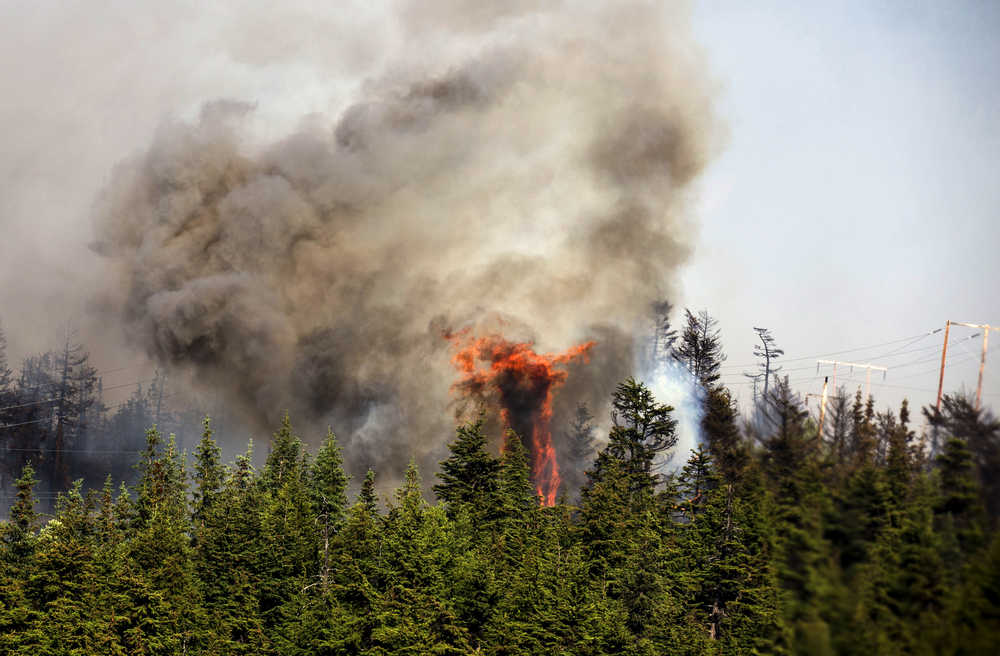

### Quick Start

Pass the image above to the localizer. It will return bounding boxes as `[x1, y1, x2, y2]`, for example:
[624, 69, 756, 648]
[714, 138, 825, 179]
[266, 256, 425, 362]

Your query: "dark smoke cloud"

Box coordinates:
[90, 1, 718, 480]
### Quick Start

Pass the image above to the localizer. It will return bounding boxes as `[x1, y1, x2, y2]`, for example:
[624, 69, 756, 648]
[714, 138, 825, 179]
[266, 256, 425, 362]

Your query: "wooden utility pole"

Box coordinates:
[154, 369, 166, 427]
[816, 359, 888, 399]
[806, 379, 846, 439]
[936, 321, 993, 411]
[978, 326, 990, 411]
[936, 321, 951, 412]
[817, 376, 830, 437]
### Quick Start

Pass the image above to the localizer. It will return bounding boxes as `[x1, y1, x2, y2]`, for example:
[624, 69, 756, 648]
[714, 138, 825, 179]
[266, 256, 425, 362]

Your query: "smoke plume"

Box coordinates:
[89, 1, 717, 481]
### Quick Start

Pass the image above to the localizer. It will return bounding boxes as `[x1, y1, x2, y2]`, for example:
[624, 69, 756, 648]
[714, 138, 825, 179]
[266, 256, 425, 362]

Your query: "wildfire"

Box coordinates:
[446, 331, 595, 506]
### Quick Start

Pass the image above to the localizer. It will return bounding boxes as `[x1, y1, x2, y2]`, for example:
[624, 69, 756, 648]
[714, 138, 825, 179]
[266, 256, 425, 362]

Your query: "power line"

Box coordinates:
[0, 393, 177, 431]
[0, 397, 58, 412]
[719, 332, 982, 380]
[888, 352, 979, 381]
[816, 359, 887, 399]
[1, 446, 144, 454]
[0, 377, 159, 413]
[719, 329, 940, 370]
[0, 417, 50, 429]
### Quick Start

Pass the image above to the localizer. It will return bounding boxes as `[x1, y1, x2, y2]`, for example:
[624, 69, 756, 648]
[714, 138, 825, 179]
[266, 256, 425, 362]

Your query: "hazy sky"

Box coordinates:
[687, 1, 1000, 416]
[1, 1, 998, 427]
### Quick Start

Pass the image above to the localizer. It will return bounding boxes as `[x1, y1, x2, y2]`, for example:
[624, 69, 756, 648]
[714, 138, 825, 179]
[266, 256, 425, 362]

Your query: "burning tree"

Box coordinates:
[447, 332, 594, 506]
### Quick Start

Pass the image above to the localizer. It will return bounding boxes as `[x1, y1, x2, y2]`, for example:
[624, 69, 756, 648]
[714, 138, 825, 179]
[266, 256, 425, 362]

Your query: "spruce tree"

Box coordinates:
[260, 433, 318, 628]
[192, 416, 224, 529]
[127, 430, 204, 652]
[195, 441, 272, 654]
[761, 378, 833, 654]
[7, 463, 39, 543]
[311, 427, 350, 530]
[925, 394, 1000, 521]
[676, 449, 783, 652]
[498, 430, 538, 516]
[594, 377, 677, 492]
[377, 460, 472, 653]
[0, 461, 41, 651]
[433, 418, 500, 515]
[673, 308, 726, 390]
[359, 468, 379, 515]
[563, 403, 597, 499]
[21, 481, 104, 655]
[262, 412, 307, 492]
[885, 399, 915, 507]
[848, 391, 877, 468]
[935, 434, 986, 557]
[677, 444, 715, 518]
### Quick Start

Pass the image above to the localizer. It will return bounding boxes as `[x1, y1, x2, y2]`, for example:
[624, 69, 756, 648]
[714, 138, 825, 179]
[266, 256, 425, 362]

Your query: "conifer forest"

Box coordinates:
[1, 314, 998, 655]
[2, 1, 999, 654]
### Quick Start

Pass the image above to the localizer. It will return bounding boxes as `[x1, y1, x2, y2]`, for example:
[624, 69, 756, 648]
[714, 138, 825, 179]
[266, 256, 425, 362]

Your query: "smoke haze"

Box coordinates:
[4, 1, 718, 481]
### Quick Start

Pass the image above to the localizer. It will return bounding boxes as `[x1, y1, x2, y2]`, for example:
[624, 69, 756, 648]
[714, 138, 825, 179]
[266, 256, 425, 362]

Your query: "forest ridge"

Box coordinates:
[0, 312, 999, 654]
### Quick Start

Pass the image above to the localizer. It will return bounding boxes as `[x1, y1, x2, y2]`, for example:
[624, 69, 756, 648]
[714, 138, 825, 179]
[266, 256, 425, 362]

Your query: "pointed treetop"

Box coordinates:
[673, 308, 726, 390]
[393, 458, 425, 517]
[499, 430, 539, 512]
[193, 416, 224, 520]
[312, 427, 350, 526]
[263, 411, 306, 489]
[359, 468, 379, 515]
[10, 463, 39, 533]
[433, 418, 500, 509]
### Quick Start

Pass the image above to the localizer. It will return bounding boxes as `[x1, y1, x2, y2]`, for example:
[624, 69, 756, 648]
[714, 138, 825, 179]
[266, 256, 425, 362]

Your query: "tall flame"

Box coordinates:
[446, 331, 595, 505]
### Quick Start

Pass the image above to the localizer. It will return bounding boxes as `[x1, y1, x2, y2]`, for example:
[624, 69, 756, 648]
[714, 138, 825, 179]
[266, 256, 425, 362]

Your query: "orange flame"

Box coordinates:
[446, 331, 595, 506]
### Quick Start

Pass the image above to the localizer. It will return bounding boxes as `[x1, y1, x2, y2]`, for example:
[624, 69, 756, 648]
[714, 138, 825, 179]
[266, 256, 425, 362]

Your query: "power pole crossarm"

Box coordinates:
[817, 360, 888, 399]
[815, 359, 888, 372]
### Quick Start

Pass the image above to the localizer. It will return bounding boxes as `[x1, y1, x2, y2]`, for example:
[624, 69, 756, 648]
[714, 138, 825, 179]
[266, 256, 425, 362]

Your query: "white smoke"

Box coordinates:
[636, 353, 704, 472]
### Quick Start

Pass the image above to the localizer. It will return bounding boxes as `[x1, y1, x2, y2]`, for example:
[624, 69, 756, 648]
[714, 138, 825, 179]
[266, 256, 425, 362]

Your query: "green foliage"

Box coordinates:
[0, 381, 998, 655]
[3, 464, 39, 560]
[359, 468, 379, 514]
[702, 386, 747, 483]
[312, 427, 350, 529]
[594, 377, 677, 492]
[262, 411, 308, 492]
[192, 416, 224, 527]
[498, 430, 539, 516]
[433, 418, 500, 516]
[926, 394, 1000, 521]
[936, 433, 987, 557]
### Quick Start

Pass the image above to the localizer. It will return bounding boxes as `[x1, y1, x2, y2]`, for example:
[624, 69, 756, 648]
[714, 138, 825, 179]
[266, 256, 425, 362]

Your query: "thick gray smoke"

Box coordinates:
[90, 1, 717, 478]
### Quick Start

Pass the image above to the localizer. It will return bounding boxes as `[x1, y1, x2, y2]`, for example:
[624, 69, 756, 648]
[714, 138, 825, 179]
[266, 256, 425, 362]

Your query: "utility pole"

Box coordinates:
[936, 321, 993, 411]
[936, 321, 951, 412]
[816, 359, 888, 399]
[978, 327, 991, 411]
[805, 379, 849, 439]
[805, 377, 833, 438]
[155, 369, 169, 428]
